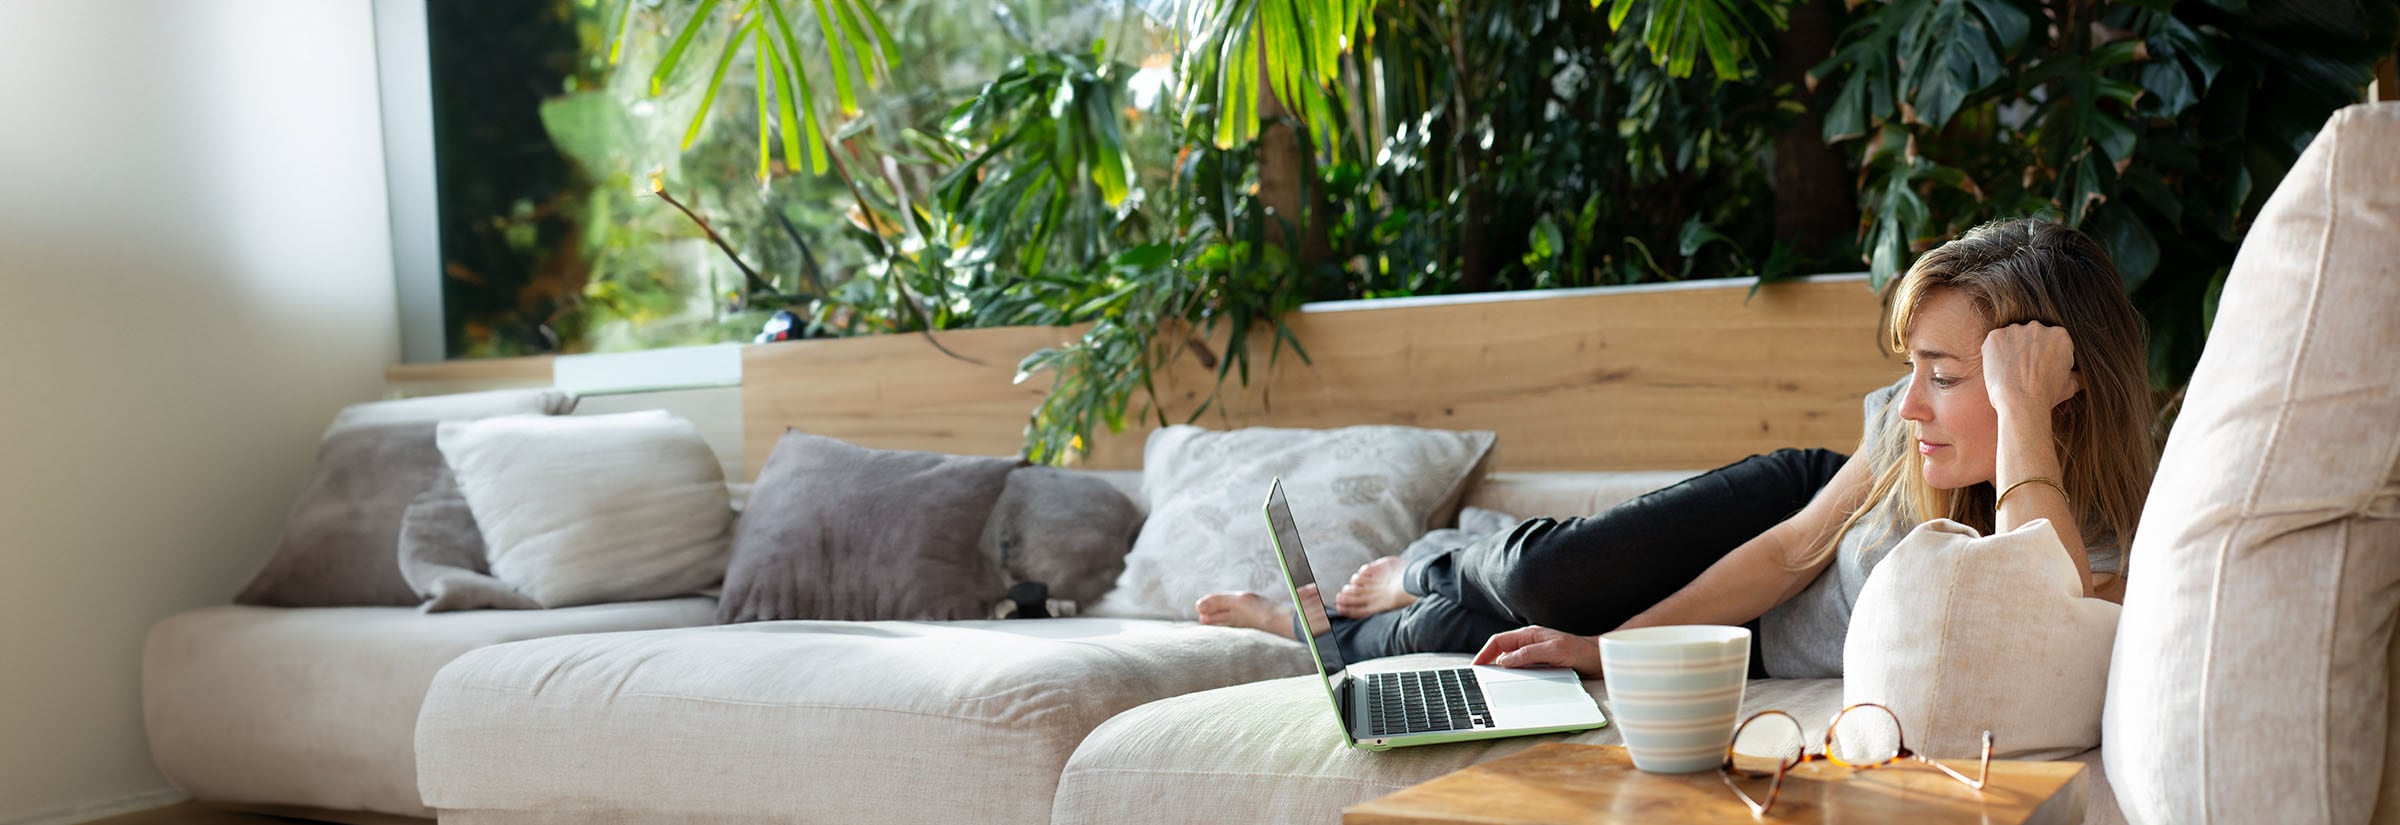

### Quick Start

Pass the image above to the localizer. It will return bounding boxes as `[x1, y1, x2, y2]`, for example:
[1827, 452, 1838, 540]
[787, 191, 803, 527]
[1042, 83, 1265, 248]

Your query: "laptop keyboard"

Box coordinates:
[1363, 668, 1493, 736]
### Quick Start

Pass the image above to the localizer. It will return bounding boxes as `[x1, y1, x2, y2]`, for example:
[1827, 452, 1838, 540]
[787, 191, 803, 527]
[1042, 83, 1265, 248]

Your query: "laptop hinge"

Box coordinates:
[1334, 673, 1355, 736]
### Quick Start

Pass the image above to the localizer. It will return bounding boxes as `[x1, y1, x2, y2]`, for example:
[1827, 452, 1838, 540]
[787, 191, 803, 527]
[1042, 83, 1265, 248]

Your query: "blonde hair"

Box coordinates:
[1802, 218, 2158, 572]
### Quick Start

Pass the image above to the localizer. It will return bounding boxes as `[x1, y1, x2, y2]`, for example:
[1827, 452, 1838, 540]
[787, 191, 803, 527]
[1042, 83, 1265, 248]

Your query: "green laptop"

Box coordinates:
[1263, 478, 1609, 751]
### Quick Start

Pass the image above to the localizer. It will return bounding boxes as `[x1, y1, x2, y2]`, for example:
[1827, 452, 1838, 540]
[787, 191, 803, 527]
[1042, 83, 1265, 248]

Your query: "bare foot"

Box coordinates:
[1197, 584, 1332, 640]
[1296, 583, 1331, 636]
[1335, 556, 1418, 617]
[1197, 591, 1296, 640]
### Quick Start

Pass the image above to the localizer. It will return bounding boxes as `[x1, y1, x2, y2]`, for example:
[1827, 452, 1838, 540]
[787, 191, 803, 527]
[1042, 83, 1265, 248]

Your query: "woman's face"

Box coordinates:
[1897, 289, 2000, 490]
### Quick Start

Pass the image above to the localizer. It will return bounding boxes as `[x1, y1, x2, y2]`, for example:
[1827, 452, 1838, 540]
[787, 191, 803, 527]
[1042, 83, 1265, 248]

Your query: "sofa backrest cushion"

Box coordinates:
[718, 430, 1020, 623]
[976, 466, 1144, 611]
[327, 387, 575, 435]
[233, 389, 576, 608]
[438, 410, 733, 608]
[2103, 102, 2400, 825]
[1090, 425, 1495, 620]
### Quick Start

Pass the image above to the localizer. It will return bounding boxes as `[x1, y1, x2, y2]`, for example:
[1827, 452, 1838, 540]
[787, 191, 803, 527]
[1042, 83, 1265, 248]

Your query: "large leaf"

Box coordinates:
[2090, 206, 2161, 290]
[1595, 0, 1789, 79]
[632, 0, 899, 180]
[1813, 0, 1911, 142]
[1893, 0, 2027, 129]
[648, 0, 724, 96]
[1176, 0, 1365, 150]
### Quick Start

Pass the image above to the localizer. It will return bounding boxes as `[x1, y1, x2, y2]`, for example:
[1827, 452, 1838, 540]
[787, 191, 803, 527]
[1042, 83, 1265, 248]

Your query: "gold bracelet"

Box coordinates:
[1997, 476, 2066, 509]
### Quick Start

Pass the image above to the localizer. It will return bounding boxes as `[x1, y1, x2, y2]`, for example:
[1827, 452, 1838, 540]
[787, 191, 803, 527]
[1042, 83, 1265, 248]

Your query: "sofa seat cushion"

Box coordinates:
[415, 618, 1311, 825]
[1053, 653, 2124, 825]
[142, 599, 719, 818]
[1464, 471, 1703, 520]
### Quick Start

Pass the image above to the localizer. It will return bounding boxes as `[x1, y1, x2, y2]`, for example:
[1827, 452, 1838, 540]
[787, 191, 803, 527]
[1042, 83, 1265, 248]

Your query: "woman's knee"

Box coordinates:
[1483, 519, 1603, 627]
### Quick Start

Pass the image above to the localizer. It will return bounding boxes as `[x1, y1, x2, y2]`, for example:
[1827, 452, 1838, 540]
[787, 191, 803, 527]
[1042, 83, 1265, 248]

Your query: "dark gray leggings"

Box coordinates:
[1325, 448, 1849, 675]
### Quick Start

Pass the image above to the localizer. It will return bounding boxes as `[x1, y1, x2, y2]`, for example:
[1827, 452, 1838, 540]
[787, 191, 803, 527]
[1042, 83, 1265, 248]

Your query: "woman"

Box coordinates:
[1198, 218, 2158, 678]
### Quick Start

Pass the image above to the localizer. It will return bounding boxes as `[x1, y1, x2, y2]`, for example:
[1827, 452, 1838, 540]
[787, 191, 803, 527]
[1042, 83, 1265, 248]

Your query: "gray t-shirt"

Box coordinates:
[1756, 378, 2119, 679]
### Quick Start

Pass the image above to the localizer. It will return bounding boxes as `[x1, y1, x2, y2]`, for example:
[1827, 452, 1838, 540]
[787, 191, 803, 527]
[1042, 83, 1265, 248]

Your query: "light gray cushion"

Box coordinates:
[718, 431, 1019, 623]
[396, 475, 537, 612]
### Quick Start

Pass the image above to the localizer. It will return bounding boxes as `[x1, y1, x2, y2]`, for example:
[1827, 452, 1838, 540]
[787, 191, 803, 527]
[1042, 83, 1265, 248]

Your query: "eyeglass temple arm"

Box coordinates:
[1919, 730, 1995, 790]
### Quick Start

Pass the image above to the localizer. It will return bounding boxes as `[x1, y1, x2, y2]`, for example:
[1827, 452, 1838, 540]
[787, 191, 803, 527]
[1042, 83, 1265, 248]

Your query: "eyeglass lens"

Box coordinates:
[1826, 704, 1903, 766]
[1729, 711, 1803, 772]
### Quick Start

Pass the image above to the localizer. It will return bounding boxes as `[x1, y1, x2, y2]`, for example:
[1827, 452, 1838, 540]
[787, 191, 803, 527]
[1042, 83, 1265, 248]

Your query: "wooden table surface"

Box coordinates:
[1344, 743, 2087, 825]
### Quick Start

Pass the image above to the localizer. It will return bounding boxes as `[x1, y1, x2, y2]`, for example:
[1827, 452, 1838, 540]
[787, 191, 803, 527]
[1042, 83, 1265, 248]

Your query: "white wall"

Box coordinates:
[0, 1, 398, 822]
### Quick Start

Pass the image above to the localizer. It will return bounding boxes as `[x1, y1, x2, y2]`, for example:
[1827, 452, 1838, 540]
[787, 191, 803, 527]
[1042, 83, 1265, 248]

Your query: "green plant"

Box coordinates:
[619, 0, 900, 180]
[588, 0, 2393, 464]
[1812, 0, 2399, 387]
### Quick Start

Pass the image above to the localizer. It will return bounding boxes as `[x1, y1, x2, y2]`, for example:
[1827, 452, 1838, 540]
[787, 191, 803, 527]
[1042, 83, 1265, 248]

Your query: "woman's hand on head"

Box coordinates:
[1982, 321, 2080, 420]
[1472, 626, 1602, 678]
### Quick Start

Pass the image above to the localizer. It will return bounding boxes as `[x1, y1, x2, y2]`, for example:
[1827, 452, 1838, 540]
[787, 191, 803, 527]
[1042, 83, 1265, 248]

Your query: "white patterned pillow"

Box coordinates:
[1090, 425, 1496, 620]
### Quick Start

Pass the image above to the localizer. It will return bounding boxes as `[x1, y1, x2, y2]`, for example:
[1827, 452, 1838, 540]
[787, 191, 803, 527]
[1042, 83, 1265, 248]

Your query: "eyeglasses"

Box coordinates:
[1716, 702, 1992, 817]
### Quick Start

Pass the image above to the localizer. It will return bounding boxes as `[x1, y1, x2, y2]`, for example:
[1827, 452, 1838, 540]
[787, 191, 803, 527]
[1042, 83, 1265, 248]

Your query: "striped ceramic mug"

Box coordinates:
[1598, 625, 1751, 773]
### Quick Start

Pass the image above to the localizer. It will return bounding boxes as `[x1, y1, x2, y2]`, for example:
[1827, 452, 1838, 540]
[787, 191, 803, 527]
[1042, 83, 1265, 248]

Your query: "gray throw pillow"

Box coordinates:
[234, 422, 449, 607]
[717, 431, 1019, 624]
[396, 475, 538, 612]
[977, 467, 1144, 611]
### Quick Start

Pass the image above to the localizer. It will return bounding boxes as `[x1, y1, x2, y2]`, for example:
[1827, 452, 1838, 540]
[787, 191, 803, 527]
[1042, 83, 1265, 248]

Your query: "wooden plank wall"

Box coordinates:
[1075, 277, 1897, 470]
[739, 326, 1069, 475]
[739, 277, 1898, 473]
[393, 277, 1902, 478]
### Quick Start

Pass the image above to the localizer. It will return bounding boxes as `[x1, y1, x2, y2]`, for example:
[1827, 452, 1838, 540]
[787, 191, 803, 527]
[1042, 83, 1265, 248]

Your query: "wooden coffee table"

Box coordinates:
[1343, 743, 2086, 825]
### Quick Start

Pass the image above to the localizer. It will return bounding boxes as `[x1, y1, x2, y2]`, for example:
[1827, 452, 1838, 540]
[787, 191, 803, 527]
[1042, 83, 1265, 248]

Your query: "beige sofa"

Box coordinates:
[142, 102, 2399, 825]
[1032, 101, 2394, 825]
[142, 470, 1687, 824]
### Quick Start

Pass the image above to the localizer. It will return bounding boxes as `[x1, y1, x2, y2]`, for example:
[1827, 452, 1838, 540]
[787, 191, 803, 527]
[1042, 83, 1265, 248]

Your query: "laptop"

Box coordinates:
[1262, 478, 1609, 750]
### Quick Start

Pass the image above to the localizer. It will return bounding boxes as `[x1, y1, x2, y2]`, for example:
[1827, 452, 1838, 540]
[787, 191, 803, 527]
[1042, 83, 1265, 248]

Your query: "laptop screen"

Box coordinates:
[1262, 480, 1349, 682]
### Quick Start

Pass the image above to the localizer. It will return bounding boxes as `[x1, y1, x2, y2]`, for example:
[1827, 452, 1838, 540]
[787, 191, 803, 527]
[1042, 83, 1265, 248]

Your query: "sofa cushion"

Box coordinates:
[1463, 470, 1705, 520]
[233, 390, 577, 608]
[142, 599, 717, 818]
[1093, 425, 1496, 620]
[1845, 519, 2119, 761]
[415, 618, 1313, 825]
[327, 387, 575, 432]
[2103, 102, 2400, 825]
[438, 410, 732, 608]
[1055, 658, 2126, 825]
[235, 422, 456, 608]
[397, 475, 538, 612]
[717, 431, 1020, 623]
[1052, 655, 1850, 825]
[977, 466, 1145, 612]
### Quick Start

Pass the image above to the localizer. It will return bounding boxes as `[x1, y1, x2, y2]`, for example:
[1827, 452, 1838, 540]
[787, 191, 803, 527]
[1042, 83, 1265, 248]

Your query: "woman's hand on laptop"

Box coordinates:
[1473, 626, 1602, 678]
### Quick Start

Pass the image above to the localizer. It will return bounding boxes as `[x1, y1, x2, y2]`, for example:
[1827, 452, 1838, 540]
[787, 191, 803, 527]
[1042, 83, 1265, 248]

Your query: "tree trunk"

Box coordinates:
[1255, 55, 1333, 272]
[1770, 0, 1856, 259]
[1448, 9, 1492, 292]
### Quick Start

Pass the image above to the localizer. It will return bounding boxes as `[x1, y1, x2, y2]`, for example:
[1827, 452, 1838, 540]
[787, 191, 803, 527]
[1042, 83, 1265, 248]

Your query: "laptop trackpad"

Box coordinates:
[1482, 677, 1581, 707]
